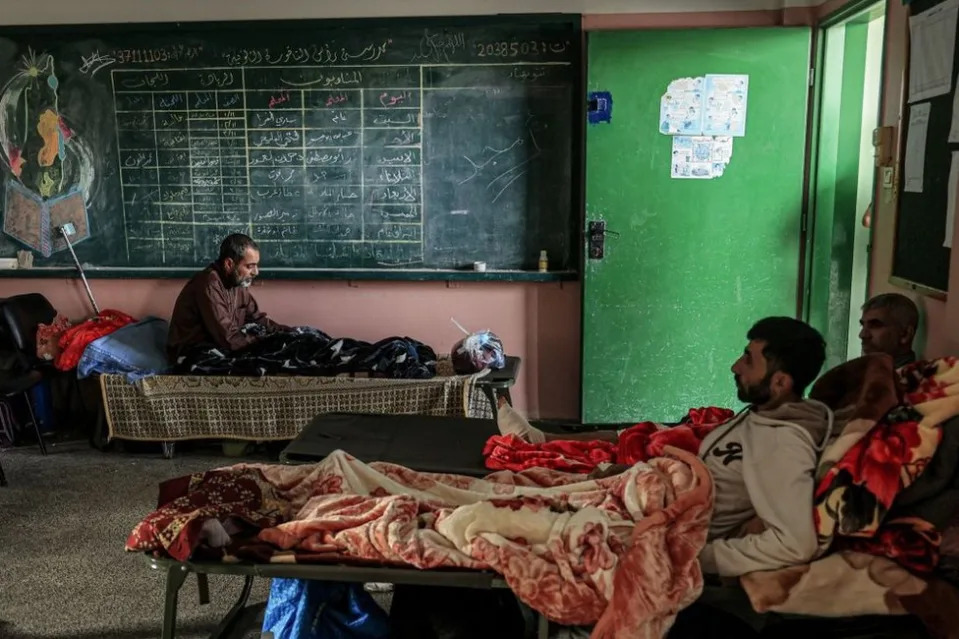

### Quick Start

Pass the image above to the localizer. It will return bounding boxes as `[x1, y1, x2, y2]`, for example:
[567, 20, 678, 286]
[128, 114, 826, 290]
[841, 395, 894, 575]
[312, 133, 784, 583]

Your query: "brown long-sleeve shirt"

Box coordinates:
[167, 264, 287, 363]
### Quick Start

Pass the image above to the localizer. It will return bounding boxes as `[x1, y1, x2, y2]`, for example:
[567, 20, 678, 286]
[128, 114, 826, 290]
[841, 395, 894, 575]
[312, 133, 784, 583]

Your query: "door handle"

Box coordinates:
[587, 220, 619, 259]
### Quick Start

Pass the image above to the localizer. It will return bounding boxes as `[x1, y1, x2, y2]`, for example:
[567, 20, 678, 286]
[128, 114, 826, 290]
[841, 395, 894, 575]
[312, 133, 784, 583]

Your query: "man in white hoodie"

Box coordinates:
[497, 316, 833, 577]
[695, 316, 832, 576]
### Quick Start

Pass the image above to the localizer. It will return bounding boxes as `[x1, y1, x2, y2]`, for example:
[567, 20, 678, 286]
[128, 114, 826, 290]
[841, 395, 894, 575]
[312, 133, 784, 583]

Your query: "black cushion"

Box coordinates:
[281, 413, 498, 476]
[0, 294, 56, 357]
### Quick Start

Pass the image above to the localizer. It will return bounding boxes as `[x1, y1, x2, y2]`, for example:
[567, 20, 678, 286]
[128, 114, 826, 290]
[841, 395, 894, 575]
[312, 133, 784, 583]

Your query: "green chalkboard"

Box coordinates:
[892, 0, 956, 294]
[582, 28, 812, 423]
[0, 16, 581, 279]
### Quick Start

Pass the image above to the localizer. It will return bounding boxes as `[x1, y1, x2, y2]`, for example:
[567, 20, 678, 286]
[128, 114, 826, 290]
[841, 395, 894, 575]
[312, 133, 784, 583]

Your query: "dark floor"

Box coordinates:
[0, 439, 272, 639]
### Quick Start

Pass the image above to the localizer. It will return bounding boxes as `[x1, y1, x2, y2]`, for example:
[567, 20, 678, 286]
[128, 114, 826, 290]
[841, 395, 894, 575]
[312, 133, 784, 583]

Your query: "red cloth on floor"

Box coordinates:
[55, 309, 137, 371]
[483, 407, 734, 473]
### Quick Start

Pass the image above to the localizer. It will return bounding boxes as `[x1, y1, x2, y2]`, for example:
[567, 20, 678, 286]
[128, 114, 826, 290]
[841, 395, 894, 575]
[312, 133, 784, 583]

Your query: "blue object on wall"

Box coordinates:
[588, 91, 613, 124]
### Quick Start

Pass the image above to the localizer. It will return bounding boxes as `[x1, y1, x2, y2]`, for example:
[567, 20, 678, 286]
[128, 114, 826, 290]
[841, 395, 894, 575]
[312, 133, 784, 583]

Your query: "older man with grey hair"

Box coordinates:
[858, 293, 919, 368]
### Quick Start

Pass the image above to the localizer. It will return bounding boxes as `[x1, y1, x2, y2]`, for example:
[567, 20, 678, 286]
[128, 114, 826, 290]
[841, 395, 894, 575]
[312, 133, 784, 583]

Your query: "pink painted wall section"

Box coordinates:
[816, 0, 855, 20]
[0, 277, 582, 419]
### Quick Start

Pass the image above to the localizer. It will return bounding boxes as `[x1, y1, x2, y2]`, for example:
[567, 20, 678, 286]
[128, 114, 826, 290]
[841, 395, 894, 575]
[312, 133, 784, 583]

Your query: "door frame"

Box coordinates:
[801, 0, 889, 369]
[801, 0, 890, 322]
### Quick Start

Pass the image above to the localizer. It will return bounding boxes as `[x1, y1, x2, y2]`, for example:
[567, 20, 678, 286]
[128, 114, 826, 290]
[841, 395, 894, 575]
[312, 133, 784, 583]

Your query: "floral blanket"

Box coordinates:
[128, 447, 713, 637]
[739, 355, 959, 637]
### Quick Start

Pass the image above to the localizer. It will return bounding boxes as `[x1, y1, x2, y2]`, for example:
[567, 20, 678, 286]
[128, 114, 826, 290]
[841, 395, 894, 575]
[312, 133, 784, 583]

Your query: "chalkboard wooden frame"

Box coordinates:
[0, 265, 578, 282]
[0, 14, 584, 282]
[890, 0, 955, 295]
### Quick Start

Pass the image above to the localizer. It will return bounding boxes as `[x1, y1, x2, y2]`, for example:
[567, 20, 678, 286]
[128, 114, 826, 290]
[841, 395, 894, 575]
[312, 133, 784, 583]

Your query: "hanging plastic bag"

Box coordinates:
[450, 318, 505, 374]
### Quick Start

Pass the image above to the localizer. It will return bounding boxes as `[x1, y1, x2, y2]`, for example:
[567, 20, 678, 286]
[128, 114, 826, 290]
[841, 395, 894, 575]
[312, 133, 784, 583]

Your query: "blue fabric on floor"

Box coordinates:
[261, 578, 389, 639]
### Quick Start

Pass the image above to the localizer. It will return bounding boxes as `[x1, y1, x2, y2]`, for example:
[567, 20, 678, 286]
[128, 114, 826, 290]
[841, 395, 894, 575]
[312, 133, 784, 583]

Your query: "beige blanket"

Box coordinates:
[103, 371, 492, 441]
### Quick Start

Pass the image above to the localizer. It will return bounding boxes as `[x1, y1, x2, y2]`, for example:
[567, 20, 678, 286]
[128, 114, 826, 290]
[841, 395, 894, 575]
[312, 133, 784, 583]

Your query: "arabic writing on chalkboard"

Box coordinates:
[0, 19, 579, 274]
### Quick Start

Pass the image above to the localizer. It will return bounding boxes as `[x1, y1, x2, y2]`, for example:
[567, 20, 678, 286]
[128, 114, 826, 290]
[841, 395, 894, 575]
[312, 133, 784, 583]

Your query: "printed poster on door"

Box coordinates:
[660, 74, 748, 180]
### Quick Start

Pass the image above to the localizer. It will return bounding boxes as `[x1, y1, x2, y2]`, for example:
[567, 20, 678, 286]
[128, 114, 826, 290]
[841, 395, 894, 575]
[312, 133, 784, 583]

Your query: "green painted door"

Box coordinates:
[582, 28, 812, 423]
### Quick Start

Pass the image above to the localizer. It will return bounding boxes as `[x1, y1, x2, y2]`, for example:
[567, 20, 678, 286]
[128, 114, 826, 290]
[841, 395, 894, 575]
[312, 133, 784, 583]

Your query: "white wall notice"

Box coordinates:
[946, 152, 959, 248]
[703, 74, 749, 137]
[950, 71, 959, 142]
[659, 77, 705, 135]
[671, 136, 734, 179]
[659, 74, 749, 138]
[903, 102, 931, 193]
[908, 0, 959, 103]
[661, 74, 746, 180]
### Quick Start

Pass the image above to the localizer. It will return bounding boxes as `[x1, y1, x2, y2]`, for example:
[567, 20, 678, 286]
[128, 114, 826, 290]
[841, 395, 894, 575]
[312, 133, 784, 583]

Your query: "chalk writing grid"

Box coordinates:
[113, 66, 432, 267]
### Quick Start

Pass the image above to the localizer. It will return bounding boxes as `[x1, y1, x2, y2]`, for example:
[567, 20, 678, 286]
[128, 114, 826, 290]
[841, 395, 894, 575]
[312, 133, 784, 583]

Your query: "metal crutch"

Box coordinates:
[57, 222, 100, 315]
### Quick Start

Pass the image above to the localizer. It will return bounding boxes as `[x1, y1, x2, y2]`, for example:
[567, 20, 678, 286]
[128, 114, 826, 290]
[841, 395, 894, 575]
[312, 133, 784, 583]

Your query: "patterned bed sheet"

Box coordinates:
[102, 371, 494, 442]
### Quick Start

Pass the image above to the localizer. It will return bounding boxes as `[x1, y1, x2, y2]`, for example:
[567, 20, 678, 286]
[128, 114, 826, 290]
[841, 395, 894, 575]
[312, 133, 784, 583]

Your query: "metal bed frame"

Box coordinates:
[148, 553, 549, 639]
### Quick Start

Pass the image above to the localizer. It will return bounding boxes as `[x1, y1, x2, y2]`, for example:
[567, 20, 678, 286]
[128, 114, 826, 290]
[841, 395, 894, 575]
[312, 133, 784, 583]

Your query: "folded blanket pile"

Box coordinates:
[36, 309, 137, 371]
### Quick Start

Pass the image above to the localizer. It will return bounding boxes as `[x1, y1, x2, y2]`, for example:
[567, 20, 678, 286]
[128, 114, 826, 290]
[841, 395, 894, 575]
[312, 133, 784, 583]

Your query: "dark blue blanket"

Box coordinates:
[173, 327, 437, 379]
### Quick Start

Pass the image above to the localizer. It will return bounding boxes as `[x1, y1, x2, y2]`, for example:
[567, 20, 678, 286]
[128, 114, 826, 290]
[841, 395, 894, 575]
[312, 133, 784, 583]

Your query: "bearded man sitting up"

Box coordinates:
[167, 233, 289, 364]
[166, 233, 436, 379]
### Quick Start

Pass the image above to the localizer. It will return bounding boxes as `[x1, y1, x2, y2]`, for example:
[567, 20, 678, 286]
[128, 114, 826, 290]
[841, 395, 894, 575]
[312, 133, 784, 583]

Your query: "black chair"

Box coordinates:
[0, 293, 57, 368]
[0, 294, 56, 486]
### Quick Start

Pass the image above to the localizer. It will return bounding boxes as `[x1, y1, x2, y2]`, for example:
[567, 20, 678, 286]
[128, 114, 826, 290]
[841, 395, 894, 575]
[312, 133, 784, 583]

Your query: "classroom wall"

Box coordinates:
[869, 1, 959, 358]
[0, 277, 580, 418]
[0, 0, 835, 420]
[0, 0, 832, 25]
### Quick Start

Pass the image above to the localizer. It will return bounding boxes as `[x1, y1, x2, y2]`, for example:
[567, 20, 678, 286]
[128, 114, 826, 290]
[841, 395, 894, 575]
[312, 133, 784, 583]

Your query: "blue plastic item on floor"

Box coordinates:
[261, 578, 389, 639]
[28, 380, 55, 435]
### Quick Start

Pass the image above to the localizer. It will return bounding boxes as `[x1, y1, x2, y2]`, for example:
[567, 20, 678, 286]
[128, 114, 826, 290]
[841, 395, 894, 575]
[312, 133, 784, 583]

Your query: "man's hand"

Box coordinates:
[240, 322, 268, 337]
[587, 463, 630, 480]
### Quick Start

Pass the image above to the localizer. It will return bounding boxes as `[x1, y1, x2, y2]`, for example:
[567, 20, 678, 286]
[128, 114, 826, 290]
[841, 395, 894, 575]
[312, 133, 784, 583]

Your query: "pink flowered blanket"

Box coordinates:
[128, 447, 713, 637]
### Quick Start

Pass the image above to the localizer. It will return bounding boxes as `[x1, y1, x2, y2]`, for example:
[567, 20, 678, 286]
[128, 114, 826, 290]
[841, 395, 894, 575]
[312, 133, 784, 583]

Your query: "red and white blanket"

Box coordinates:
[738, 356, 959, 638]
[128, 447, 713, 638]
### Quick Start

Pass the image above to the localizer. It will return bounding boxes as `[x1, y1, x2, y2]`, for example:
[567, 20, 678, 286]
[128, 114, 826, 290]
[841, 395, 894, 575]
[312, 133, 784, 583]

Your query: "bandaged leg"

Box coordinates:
[496, 397, 546, 443]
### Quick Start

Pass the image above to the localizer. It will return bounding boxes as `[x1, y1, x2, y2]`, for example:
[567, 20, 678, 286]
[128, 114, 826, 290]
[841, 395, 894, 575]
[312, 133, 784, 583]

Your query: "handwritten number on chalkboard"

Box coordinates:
[475, 40, 549, 58]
